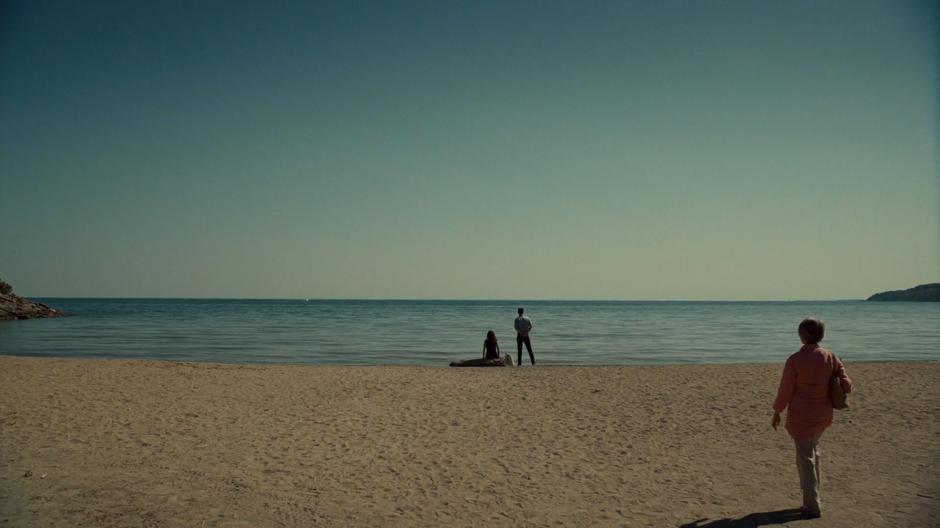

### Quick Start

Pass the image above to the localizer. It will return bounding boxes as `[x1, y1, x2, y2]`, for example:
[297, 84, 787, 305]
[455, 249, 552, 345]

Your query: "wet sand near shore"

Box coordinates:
[1, 356, 938, 527]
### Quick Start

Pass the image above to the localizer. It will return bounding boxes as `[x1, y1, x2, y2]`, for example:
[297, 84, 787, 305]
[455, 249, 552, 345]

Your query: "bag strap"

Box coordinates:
[830, 350, 842, 379]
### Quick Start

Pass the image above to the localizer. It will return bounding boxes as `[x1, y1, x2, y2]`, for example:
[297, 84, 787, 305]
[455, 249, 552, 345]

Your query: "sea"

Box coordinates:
[0, 299, 937, 366]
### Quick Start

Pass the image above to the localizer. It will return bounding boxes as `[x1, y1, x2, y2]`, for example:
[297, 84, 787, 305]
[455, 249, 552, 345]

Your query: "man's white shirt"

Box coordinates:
[515, 316, 533, 334]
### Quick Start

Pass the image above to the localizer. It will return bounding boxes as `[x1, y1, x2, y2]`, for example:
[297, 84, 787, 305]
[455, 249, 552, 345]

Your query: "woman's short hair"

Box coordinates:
[798, 317, 825, 343]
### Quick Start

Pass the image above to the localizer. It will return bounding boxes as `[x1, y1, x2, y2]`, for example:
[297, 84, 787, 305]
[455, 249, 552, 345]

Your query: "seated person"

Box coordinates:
[450, 331, 513, 367]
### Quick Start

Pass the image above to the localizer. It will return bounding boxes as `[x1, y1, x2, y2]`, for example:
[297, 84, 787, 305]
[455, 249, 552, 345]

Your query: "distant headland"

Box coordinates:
[867, 283, 940, 302]
[0, 279, 63, 320]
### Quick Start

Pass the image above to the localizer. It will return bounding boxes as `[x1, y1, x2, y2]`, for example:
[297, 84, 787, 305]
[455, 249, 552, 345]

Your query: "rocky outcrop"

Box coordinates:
[0, 293, 63, 320]
[867, 283, 940, 302]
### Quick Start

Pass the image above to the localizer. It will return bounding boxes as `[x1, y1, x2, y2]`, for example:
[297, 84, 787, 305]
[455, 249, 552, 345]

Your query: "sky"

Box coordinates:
[1, 0, 937, 300]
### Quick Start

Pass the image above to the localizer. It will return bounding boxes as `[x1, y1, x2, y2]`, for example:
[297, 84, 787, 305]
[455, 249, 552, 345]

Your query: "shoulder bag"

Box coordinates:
[830, 353, 848, 410]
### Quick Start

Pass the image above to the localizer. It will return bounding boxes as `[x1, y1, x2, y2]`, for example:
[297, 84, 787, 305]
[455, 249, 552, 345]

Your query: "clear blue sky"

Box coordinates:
[1, 0, 937, 299]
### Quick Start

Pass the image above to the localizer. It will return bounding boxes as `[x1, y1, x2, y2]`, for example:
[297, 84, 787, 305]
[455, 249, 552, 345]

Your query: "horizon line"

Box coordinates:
[30, 296, 869, 303]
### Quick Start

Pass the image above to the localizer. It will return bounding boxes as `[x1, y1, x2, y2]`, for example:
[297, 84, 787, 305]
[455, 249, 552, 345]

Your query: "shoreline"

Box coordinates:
[2, 354, 939, 369]
[2, 356, 938, 527]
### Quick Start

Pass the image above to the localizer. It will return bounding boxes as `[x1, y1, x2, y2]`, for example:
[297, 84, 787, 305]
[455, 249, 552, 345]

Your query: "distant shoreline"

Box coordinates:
[29, 297, 871, 302]
[2, 354, 936, 369]
[866, 283, 940, 302]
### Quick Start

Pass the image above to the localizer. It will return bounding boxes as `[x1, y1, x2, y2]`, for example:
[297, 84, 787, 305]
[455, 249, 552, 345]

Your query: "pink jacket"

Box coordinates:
[773, 344, 853, 441]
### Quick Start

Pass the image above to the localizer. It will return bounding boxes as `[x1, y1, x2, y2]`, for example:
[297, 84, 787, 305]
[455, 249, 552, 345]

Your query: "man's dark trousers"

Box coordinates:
[517, 334, 534, 365]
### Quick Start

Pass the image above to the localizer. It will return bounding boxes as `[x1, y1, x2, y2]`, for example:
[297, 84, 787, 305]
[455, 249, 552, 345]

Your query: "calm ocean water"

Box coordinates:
[0, 299, 937, 366]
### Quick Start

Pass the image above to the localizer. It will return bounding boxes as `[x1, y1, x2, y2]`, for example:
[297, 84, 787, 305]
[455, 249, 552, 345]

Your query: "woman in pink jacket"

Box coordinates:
[772, 317, 853, 518]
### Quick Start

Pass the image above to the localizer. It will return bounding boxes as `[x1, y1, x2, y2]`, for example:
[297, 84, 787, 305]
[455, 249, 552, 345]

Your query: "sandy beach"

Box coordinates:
[1, 356, 937, 527]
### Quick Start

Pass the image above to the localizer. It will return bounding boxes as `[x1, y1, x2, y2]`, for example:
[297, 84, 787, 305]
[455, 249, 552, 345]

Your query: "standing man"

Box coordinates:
[514, 307, 535, 365]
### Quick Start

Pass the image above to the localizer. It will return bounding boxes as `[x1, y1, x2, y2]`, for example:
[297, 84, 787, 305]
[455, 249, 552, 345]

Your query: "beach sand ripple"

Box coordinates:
[1, 357, 938, 527]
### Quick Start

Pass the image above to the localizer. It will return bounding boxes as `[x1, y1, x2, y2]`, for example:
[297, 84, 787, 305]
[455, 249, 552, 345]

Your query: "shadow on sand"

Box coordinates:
[680, 508, 811, 528]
